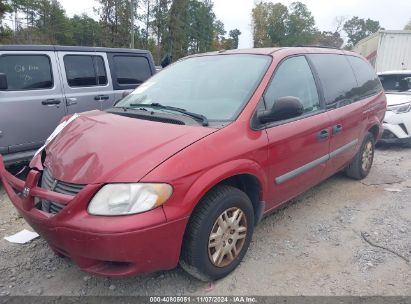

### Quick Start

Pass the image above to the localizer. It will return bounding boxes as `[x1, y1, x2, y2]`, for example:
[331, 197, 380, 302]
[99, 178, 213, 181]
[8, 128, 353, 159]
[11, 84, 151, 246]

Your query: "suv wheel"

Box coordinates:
[345, 132, 375, 180]
[180, 185, 254, 281]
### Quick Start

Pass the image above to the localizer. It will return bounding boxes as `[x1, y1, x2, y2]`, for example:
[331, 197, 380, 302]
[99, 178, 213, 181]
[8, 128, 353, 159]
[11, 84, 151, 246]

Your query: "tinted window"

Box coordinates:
[64, 55, 107, 87]
[378, 73, 411, 93]
[0, 55, 53, 91]
[113, 56, 152, 85]
[309, 54, 357, 107]
[264, 56, 320, 114]
[347, 56, 382, 98]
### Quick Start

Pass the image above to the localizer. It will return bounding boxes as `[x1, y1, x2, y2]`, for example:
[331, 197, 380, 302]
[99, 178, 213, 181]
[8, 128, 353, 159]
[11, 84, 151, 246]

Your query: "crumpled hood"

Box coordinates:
[43, 111, 217, 184]
[386, 93, 411, 106]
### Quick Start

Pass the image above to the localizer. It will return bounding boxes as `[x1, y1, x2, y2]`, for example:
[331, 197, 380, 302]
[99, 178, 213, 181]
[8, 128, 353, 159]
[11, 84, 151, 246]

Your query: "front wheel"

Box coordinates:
[180, 185, 254, 281]
[345, 132, 375, 180]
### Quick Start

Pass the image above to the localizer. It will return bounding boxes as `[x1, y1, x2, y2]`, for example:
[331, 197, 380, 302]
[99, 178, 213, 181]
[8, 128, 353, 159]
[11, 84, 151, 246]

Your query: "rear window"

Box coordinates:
[347, 56, 382, 98]
[64, 55, 107, 87]
[113, 56, 152, 85]
[308, 54, 357, 107]
[0, 54, 53, 91]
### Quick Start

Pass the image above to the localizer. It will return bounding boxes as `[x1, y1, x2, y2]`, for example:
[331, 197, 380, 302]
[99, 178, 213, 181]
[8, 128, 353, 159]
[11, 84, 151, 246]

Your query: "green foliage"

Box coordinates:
[313, 31, 343, 48]
[252, 1, 317, 47]
[405, 19, 411, 30]
[0, 0, 240, 63]
[343, 16, 382, 48]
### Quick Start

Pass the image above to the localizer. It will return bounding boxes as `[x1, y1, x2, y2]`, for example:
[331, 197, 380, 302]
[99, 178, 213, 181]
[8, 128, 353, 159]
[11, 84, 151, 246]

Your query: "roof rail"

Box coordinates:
[294, 44, 340, 50]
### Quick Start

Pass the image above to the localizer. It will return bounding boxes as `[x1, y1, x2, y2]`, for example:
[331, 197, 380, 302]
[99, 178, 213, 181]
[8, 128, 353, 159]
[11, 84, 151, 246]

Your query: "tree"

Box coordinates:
[228, 29, 241, 49]
[96, 0, 132, 48]
[69, 14, 101, 46]
[251, 1, 317, 47]
[343, 16, 382, 48]
[405, 19, 411, 30]
[151, 0, 171, 61]
[168, 0, 189, 60]
[313, 31, 343, 48]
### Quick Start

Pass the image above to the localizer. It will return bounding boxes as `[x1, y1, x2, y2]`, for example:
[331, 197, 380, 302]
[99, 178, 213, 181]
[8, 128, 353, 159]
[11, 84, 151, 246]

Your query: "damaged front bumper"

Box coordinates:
[0, 155, 187, 277]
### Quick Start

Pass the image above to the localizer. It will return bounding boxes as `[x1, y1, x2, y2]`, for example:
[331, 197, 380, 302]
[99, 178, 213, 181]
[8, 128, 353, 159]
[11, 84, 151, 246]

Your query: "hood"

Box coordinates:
[43, 111, 217, 184]
[385, 93, 411, 106]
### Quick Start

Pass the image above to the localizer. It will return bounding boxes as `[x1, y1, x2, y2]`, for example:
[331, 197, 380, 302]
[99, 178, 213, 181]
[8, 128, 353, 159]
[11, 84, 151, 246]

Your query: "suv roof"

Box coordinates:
[0, 45, 151, 54]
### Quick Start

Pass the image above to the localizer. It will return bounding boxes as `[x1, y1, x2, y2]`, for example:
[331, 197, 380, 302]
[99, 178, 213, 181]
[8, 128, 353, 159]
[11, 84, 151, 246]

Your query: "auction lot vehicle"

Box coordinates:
[378, 71, 411, 145]
[0, 45, 156, 165]
[353, 30, 411, 73]
[0, 47, 386, 281]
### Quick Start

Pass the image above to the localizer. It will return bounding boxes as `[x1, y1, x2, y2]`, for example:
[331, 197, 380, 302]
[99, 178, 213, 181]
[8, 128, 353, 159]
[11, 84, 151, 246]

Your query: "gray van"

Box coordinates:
[0, 45, 156, 165]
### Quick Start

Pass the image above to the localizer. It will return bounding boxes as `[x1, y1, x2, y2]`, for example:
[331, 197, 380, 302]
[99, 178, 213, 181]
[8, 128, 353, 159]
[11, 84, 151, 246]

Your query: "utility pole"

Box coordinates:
[130, 0, 135, 49]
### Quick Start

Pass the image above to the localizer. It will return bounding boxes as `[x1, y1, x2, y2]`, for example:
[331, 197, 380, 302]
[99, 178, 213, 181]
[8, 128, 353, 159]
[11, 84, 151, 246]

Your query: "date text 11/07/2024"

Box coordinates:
[149, 296, 258, 303]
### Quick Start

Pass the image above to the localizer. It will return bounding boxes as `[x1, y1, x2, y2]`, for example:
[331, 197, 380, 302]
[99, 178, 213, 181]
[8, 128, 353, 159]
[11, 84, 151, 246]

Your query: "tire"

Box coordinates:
[345, 132, 375, 180]
[180, 185, 254, 281]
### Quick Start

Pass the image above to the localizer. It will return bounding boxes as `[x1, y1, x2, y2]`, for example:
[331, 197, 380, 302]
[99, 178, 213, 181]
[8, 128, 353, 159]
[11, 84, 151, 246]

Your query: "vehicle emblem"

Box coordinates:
[22, 187, 30, 198]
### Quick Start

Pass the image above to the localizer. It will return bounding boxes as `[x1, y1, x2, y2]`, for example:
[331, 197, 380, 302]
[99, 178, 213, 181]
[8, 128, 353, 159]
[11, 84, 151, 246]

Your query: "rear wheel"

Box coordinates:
[345, 132, 375, 180]
[180, 185, 254, 281]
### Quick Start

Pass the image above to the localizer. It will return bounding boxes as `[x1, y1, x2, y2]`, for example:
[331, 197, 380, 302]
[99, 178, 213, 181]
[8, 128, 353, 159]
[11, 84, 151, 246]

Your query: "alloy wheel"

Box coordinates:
[208, 207, 248, 268]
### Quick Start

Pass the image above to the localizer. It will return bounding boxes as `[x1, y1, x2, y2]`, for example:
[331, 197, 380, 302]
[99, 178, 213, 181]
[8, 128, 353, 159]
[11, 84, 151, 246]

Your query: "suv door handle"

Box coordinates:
[94, 95, 109, 101]
[66, 97, 77, 106]
[42, 99, 61, 106]
[317, 129, 329, 141]
[332, 124, 343, 134]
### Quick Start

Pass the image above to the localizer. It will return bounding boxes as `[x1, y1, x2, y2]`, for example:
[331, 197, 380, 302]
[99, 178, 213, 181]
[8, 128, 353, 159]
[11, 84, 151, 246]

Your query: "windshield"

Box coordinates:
[378, 74, 411, 94]
[116, 54, 271, 121]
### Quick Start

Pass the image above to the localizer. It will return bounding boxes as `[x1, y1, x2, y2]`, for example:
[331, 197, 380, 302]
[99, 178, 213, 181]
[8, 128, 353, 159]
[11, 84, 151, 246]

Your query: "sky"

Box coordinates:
[60, 0, 411, 48]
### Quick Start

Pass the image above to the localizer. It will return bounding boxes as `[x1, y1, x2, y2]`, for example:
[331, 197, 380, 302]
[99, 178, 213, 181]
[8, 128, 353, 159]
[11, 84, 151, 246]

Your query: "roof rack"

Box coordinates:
[294, 44, 340, 50]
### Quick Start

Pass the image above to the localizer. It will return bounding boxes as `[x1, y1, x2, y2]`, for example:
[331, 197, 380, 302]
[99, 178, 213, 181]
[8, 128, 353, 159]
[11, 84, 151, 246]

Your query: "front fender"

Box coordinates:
[162, 159, 268, 221]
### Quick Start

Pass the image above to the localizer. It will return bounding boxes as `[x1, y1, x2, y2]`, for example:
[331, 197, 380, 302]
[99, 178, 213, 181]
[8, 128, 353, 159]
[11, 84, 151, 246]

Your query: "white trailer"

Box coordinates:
[353, 30, 411, 73]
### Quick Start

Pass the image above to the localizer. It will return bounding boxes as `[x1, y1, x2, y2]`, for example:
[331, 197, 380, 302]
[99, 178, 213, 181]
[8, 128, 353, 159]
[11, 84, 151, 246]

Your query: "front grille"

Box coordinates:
[40, 168, 85, 214]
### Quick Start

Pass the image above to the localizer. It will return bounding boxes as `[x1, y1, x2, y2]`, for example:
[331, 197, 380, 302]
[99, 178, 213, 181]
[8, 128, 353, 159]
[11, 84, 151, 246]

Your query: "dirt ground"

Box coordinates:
[0, 145, 410, 296]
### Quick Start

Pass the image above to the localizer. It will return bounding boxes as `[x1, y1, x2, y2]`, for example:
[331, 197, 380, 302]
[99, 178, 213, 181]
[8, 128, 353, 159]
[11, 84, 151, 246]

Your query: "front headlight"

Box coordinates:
[388, 102, 411, 114]
[88, 183, 173, 216]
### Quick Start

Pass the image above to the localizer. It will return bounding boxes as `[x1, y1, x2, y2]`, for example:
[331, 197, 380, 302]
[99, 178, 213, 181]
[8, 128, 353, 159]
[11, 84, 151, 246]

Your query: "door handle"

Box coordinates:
[42, 99, 61, 106]
[332, 124, 343, 135]
[317, 129, 329, 140]
[66, 97, 78, 106]
[94, 95, 109, 101]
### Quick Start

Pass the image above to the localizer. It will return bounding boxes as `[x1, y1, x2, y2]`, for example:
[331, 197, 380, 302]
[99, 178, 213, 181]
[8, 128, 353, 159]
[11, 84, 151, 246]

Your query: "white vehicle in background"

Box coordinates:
[378, 71, 411, 145]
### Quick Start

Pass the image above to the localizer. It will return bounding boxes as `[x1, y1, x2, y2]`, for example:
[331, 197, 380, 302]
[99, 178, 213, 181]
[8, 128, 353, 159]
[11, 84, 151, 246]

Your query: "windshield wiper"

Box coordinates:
[129, 102, 209, 126]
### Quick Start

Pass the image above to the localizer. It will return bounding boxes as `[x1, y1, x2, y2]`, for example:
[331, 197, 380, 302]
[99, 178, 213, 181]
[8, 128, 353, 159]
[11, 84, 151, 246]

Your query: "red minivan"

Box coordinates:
[0, 47, 386, 281]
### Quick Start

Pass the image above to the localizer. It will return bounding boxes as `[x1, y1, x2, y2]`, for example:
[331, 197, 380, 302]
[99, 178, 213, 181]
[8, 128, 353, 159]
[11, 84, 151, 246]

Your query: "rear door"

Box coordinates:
[262, 55, 331, 208]
[308, 54, 365, 174]
[0, 51, 66, 155]
[57, 52, 115, 114]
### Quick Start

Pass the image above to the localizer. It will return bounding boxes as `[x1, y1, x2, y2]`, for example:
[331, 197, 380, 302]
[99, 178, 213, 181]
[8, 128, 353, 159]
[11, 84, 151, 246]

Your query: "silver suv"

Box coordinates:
[0, 45, 156, 165]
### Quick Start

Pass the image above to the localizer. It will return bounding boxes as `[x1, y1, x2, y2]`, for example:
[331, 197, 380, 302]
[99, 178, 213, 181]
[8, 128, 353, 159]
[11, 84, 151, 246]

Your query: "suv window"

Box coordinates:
[0, 55, 53, 91]
[378, 73, 411, 93]
[264, 56, 320, 114]
[64, 55, 107, 87]
[113, 56, 151, 85]
[347, 56, 382, 99]
[308, 54, 357, 107]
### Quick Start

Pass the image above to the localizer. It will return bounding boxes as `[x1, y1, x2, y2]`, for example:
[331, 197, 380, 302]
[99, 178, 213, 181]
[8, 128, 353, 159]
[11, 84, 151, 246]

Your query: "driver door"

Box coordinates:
[263, 55, 331, 209]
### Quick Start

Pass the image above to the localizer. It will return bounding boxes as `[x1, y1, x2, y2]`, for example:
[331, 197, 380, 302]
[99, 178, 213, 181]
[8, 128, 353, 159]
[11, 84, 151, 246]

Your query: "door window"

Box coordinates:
[308, 54, 357, 107]
[64, 55, 107, 87]
[113, 56, 152, 85]
[264, 56, 320, 114]
[0, 55, 53, 91]
[347, 56, 382, 99]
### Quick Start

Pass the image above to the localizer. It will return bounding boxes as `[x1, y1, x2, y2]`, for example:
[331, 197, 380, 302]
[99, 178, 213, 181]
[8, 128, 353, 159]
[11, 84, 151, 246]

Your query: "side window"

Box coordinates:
[347, 56, 382, 99]
[308, 54, 357, 107]
[0, 55, 53, 91]
[264, 56, 320, 114]
[113, 56, 152, 85]
[64, 55, 107, 87]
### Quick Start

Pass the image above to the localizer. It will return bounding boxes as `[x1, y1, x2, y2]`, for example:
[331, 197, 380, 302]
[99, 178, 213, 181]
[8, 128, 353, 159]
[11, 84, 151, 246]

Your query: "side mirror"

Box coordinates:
[257, 96, 304, 124]
[0, 73, 8, 90]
